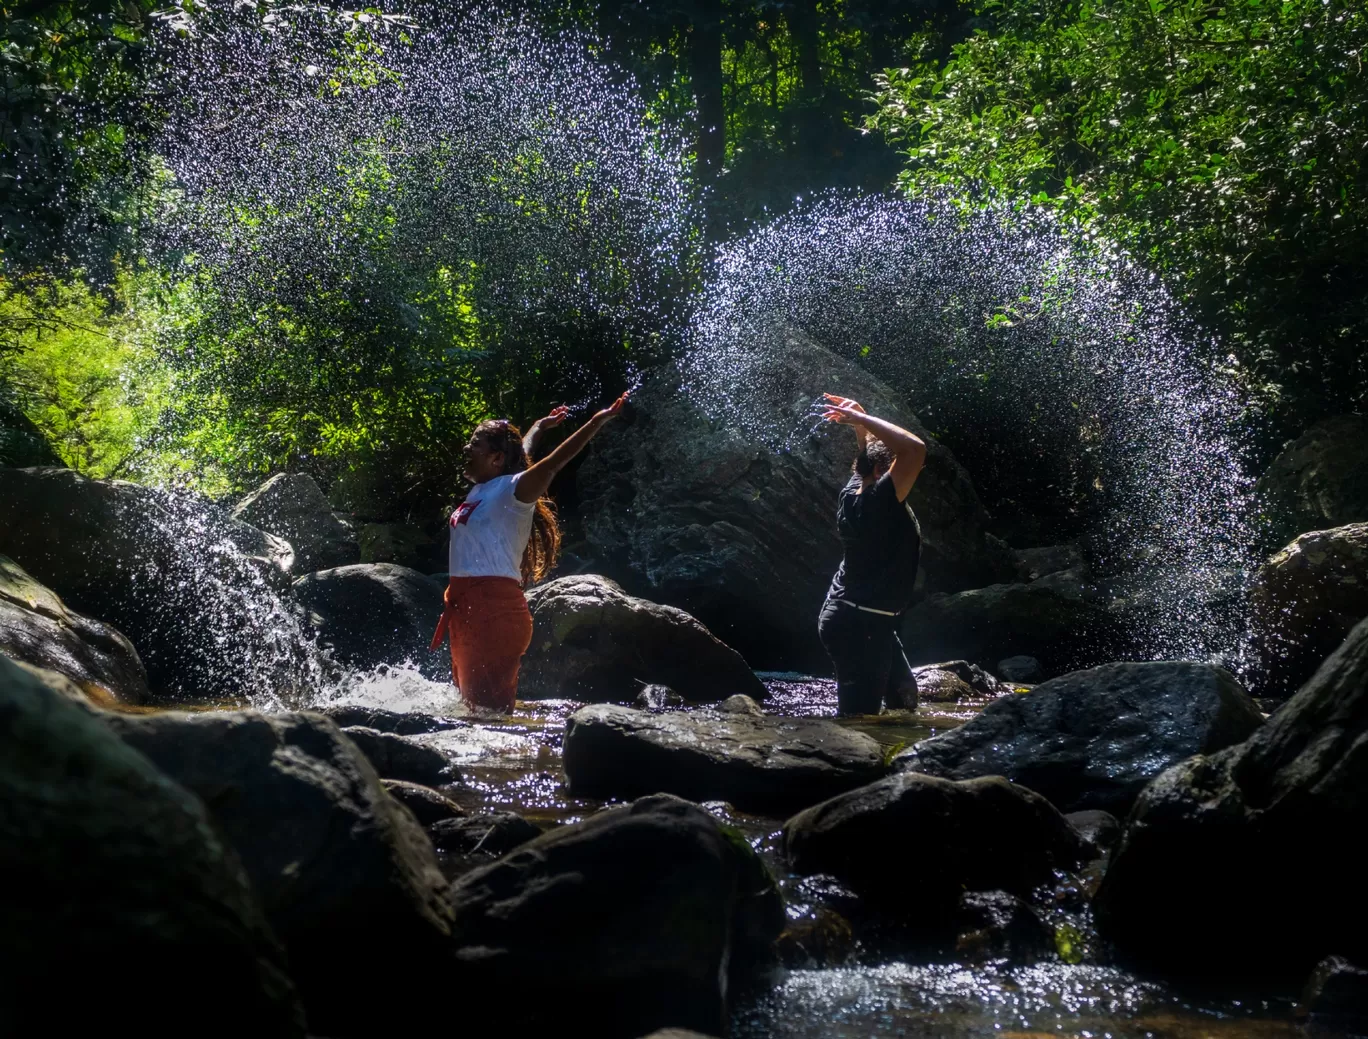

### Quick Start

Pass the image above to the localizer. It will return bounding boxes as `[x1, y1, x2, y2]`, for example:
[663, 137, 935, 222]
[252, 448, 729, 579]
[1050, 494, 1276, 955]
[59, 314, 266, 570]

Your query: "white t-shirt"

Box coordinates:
[448, 473, 536, 582]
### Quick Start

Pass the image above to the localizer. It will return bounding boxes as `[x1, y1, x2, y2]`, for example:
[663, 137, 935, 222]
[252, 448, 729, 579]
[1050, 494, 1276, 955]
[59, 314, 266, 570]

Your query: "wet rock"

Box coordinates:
[1094, 617, 1368, 980]
[358, 521, 439, 571]
[775, 906, 858, 969]
[381, 779, 466, 825]
[636, 1032, 722, 1039]
[0, 397, 61, 467]
[341, 725, 456, 785]
[0, 467, 304, 700]
[634, 683, 685, 710]
[895, 661, 1264, 816]
[0, 553, 149, 705]
[1257, 414, 1368, 543]
[717, 693, 765, 714]
[1252, 522, 1368, 697]
[953, 891, 1055, 965]
[318, 704, 464, 735]
[911, 659, 1012, 702]
[1015, 543, 1084, 581]
[1299, 956, 1368, 1031]
[576, 328, 1016, 670]
[521, 575, 765, 703]
[998, 655, 1042, 683]
[900, 569, 1108, 672]
[101, 709, 453, 1036]
[429, 812, 541, 856]
[293, 563, 446, 678]
[783, 773, 1091, 911]
[232, 472, 360, 572]
[563, 703, 887, 815]
[1064, 809, 1121, 853]
[449, 794, 784, 1037]
[0, 655, 304, 1035]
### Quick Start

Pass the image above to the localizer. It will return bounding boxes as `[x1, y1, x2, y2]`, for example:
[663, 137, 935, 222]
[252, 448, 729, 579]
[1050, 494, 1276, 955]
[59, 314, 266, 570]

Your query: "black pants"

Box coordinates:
[817, 599, 919, 716]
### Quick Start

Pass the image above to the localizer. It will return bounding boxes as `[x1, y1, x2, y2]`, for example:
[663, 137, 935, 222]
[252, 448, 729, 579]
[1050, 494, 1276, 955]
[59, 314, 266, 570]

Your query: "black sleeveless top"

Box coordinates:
[826, 471, 922, 614]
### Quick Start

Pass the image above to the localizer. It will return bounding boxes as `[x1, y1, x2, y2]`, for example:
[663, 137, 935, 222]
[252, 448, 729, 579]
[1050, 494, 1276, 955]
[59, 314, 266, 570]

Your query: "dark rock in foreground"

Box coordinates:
[575, 328, 1016, 670]
[1, 553, 149, 705]
[341, 725, 455, 786]
[1252, 522, 1368, 697]
[895, 661, 1264, 816]
[429, 812, 541, 856]
[563, 702, 887, 815]
[1300, 956, 1368, 1031]
[784, 773, 1091, 911]
[102, 709, 453, 1037]
[233, 472, 360, 572]
[294, 563, 446, 678]
[0, 398, 61, 467]
[521, 575, 765, 703]
[0, 656, 303, 1035]
[449, 794, 784, 1038]
[1095, 617, 1368, 980]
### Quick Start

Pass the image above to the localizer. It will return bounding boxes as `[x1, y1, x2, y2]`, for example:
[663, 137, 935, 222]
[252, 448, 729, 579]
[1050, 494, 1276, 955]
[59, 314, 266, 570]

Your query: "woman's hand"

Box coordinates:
[593, 391, 629, 423]
[535, 405, 570, 430]
[823, 393, 865, 415]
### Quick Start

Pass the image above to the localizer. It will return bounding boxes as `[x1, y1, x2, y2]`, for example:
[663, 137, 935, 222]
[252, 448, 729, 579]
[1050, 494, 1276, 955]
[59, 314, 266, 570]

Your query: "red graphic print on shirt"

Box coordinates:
[452, 500, 480, 526]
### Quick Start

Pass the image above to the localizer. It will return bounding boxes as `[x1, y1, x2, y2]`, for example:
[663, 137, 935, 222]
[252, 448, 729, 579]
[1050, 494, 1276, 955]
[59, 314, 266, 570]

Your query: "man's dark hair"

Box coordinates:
[854, 439, 892, 477]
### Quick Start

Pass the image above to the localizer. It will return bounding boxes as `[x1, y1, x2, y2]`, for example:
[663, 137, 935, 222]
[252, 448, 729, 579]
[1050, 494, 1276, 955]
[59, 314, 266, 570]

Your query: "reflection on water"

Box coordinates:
[303, 667, 1311, 1039]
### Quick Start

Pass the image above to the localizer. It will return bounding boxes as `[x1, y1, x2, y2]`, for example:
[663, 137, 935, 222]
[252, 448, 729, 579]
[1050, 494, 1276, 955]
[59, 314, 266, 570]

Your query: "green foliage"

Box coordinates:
[868, 0, 1368, 429]
[0, 271, 173, 480]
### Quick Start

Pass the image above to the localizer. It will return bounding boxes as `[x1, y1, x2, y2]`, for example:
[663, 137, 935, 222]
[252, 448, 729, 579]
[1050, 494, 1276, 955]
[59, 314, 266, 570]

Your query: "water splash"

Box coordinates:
[682, 195, 1260, 668]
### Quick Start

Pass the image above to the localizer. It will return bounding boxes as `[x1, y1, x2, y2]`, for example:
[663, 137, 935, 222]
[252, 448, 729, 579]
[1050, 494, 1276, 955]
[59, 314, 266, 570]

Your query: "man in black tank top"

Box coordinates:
[817, 394, 928, 716]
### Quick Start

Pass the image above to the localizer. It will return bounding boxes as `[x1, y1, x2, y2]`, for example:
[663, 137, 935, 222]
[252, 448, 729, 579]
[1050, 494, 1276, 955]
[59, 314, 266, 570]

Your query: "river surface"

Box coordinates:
[316, 669, 1313, 1039]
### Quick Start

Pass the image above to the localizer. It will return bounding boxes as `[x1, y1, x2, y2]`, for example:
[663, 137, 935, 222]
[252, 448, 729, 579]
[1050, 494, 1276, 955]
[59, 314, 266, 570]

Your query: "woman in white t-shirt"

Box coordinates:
[430, 393, 627, 712]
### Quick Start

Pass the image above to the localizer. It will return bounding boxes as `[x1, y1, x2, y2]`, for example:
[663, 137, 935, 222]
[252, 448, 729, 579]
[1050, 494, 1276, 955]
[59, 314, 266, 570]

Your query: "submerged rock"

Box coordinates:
[381, 779, 466, 826]
[449, 794, 784, 1037]
[895, 661, 1264, 816]
[0, 553, 149, 705]
[293, 563, 446, 678]
[900, 569, 1108, 672]
[520, 575, 765, 702]
[101, 708, 453, 1037]
[1094, 616, 1368, 980]
[232, 472, 360, 572]
[428, 811, 541, 856]
[318, 704, 464, 735]
[575, 328, 1015, 670]
[341, 725, 456, 786]
[1064, 809, 1121, 853]
[1257, 414, 1368, 543]
[563, 702, 887, 815]
[1252, 522, 1368, 697]
[0, 466, 305, 700]
[911, 659, 1013, 702]
[0, 656, 303, 1035]
[784, 773, 1090, 912]
[953, 890, 1056, 965]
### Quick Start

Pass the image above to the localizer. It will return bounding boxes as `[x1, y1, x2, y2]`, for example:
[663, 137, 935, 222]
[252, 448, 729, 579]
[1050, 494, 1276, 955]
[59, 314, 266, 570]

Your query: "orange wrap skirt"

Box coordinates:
[429, 576, 533, 713]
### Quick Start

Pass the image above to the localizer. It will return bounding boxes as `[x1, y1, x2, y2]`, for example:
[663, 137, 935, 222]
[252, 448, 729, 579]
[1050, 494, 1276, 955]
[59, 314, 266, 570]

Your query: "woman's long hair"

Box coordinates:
[474, 418, 561, 585]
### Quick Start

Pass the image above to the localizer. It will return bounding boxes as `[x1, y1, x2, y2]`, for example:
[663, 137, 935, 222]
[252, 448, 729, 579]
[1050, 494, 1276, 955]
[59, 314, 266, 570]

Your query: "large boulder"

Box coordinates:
[895, 661, 1264, 816]
[783, 772, 1091, 911]
[449, 794, 784, 1037]
[101, 709, 454, 1036]
[521, 575, 765, 702]
[0, 553, 149, 705]
[293, 563, 446, 678]
[1257, 414, 1368, 543]
[1252, 522, 1368, 697]
[563, 702, 887, 815]
[1094, 616, 1368, 981]
[0, 656, 303, 1034]
[0, 466, 311, 702]
[900, 568, 1110, 673]
[232, 473, 360, 572]
[576, 327, 1015, 669]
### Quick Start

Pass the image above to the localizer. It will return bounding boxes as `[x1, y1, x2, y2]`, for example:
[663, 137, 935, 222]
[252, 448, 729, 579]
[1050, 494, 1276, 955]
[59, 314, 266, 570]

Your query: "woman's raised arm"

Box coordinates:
[514, 393, 628, 503]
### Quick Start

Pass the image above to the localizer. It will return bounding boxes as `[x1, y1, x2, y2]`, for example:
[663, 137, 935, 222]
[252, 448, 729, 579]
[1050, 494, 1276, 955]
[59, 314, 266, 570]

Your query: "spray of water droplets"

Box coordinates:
[681, 195, 1260, 668]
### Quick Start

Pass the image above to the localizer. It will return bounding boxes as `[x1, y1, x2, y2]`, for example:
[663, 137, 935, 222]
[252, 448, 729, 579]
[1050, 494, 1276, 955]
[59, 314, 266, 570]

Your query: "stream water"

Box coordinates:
[310, 668, 1308, 1039]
